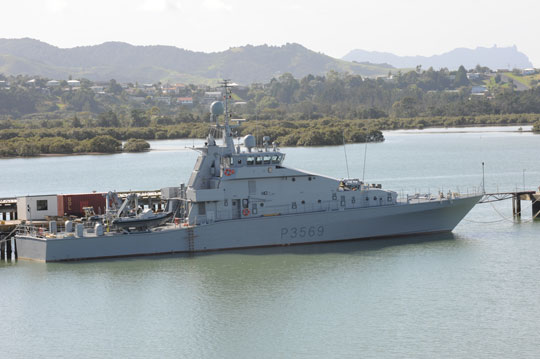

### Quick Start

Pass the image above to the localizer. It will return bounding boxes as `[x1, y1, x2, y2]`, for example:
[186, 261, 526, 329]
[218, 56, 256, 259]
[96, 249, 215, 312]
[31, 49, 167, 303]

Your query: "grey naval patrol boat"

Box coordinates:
[15, 81, 482, 262]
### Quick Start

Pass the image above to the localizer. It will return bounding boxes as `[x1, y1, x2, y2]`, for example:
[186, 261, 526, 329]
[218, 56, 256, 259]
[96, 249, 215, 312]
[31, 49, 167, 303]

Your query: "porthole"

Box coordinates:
[301, 200, 305, 204]
[292, 177, 296, 182]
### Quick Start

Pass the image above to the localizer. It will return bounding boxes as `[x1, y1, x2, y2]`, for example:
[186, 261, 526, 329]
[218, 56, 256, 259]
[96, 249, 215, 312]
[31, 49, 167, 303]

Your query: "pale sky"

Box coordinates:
[3, 0, 539, 66]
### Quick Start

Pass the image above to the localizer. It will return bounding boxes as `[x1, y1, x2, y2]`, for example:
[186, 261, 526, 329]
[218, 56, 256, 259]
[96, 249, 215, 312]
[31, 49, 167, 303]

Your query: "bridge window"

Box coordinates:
[263, 156, 271, 164]
[271, 155, 279, 164]
[247, 156, 254, 165]
[255, 156, 263, 165]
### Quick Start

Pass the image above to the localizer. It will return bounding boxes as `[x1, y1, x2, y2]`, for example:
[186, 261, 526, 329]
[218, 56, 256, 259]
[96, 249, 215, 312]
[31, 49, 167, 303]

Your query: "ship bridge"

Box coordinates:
[222, 152, 285, 170]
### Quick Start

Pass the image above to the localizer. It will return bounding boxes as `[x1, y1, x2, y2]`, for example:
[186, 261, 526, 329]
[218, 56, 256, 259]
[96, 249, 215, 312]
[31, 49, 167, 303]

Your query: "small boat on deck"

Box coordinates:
[111, 210, 174, 230]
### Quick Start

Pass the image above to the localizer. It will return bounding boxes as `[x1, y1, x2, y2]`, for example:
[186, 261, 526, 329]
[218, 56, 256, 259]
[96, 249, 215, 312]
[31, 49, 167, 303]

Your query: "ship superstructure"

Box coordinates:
[182, 81, 399, 226]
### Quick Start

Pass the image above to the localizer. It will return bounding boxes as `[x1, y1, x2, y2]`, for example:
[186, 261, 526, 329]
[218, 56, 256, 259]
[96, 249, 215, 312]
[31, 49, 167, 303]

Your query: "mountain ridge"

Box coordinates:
[0, 38, 391, 84]
[342, 45, 533, 70]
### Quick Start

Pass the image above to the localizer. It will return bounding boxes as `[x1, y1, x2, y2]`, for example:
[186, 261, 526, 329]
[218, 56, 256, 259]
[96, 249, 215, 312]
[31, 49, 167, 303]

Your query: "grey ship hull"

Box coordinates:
[16, 195, 481, 262]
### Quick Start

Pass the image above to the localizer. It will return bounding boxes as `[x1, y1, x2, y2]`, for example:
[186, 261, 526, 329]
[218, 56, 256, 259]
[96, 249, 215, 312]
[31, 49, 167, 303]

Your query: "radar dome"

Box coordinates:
[210, 101, 224, 116]
[243, 134, 256, 151]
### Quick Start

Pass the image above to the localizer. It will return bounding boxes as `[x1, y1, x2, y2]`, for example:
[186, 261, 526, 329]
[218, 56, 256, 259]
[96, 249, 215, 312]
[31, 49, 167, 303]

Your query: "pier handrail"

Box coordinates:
[0, 225, 20, 243]
[14, 224, 44, 238]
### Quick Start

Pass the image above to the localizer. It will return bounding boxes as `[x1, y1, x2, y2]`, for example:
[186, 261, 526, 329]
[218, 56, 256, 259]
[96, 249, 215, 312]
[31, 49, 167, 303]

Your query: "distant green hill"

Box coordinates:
[0, 38, 392, 84]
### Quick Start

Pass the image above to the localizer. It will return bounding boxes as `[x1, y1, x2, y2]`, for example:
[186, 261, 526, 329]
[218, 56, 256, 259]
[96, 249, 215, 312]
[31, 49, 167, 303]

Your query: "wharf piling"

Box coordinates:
[481, 190, 539, 219]
[1, 224, 19, 261]
[6, 237, 11, 259]
[0, 236, 15, 261]
[532, 194, 540, 219]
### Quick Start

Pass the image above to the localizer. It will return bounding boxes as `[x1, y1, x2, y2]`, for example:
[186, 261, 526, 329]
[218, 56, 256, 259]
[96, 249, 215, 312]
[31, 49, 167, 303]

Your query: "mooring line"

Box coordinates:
[486, 196, 540, 224]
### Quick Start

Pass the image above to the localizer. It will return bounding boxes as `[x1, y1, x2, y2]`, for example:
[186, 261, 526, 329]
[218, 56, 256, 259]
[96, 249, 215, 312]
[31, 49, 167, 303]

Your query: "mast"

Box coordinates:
[218, 79, 235, 152]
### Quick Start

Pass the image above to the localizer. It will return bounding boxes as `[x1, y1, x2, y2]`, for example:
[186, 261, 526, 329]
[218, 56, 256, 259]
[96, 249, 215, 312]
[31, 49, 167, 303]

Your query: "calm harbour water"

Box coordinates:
[1, 126, 540, 358]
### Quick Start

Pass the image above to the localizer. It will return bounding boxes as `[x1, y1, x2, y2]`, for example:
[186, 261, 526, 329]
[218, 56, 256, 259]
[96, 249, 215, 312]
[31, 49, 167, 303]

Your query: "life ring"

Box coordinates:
[242, 208, 250, 216]
[224, 168, 235, 176]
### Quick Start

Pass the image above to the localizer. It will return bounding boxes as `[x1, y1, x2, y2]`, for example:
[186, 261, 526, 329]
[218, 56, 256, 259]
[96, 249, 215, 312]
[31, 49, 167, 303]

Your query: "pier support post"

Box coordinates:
[1, 239, 5, 260]
[6, 238, 11, 260]
[1, 212, 6, 221]
[512, 196, 516, 217]
[14, 237, 17, 260]
[516, 195, 522, 218]
[533, 194, 540, 220]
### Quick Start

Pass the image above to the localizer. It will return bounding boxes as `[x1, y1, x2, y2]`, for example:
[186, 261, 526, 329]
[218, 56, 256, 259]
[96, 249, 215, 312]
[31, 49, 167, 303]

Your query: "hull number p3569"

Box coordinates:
[280, 225, 324, 239]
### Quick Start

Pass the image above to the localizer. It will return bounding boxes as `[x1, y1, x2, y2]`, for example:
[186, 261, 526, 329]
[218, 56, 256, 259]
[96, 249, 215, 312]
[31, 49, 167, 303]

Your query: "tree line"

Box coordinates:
[2, 68, 540, 157]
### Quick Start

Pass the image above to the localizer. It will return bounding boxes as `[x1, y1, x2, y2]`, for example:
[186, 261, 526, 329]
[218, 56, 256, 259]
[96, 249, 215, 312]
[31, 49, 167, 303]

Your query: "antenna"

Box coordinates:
[216, 79, 237, 150]
[482, 162, 485, 194]
[342, 130, 350, 179]
[362, 138, 368, 183]
[219, 79, 232, 128]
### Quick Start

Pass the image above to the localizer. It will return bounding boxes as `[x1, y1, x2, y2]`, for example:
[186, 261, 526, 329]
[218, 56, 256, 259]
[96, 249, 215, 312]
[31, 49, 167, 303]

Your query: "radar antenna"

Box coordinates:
[216, 79, 239, 151]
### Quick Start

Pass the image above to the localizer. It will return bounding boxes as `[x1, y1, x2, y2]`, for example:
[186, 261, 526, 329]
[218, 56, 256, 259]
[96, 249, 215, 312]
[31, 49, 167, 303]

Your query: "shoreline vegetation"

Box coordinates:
[0, 114, 538, 158]
[0, 123, 532, 160]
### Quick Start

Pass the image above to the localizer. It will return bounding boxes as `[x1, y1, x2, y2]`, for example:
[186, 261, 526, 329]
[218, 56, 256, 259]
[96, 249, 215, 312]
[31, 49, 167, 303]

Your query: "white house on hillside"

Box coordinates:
[67, 80, 81, 87]
[471, 86, 488, 95]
